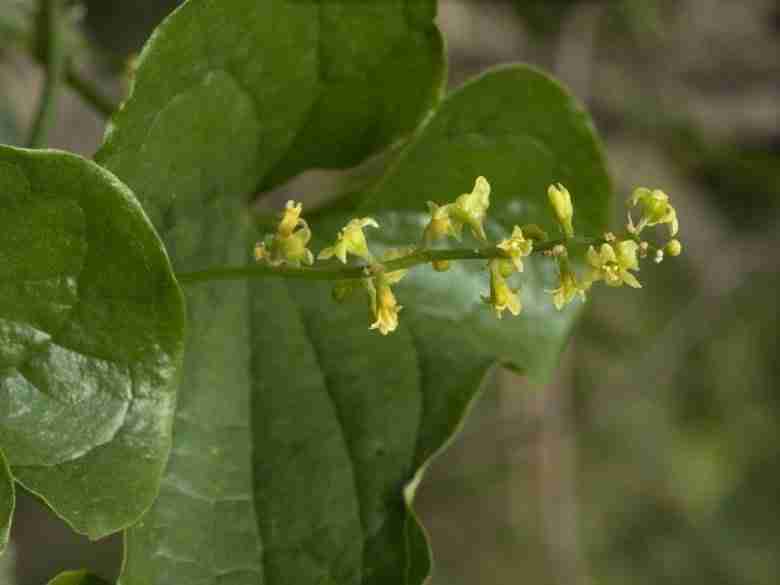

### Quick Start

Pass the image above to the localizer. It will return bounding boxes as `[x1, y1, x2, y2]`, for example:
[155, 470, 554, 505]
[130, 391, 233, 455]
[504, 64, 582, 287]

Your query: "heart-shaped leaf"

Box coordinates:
[92, 1, 608, 583]
[0, 146, 185, 539]
[92, 1, 444, 583]
[243, 66, 610, 583]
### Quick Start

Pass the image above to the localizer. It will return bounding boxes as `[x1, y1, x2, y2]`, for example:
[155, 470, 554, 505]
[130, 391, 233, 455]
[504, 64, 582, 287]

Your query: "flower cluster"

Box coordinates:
[253, 176, 682, 335]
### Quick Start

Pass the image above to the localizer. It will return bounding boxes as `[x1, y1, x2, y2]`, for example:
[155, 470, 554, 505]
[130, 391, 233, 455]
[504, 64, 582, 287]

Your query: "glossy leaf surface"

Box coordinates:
[0, 146, 185, 539]
[94, 0, 443, 583]
[245, 66, 610, 583]
[92, 1, 609, 583]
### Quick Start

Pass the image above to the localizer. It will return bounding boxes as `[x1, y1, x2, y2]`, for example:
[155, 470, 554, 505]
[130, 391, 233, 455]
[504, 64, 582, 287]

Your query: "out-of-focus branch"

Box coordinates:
[65, 64, 118, 118]
[27, 0, 65, 147]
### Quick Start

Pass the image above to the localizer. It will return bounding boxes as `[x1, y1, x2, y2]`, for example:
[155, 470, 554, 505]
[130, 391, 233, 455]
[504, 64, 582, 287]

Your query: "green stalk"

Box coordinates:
[27, 0, 65, 148]
[65, 65, 118, 118]
[176, 238, 601, 286]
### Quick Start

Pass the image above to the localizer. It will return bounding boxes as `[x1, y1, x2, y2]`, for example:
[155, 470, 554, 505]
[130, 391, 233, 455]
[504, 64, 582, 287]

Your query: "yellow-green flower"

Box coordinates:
[629, 188, 679, 236]
[497, 225, 533, 272]
[365, 274, 404, 336]
[449, 176, 491, 241]
[257, 221, 314, 267]
[363, 248, 413, 335]
[254, 201, 315, 266]
[368, 278, 402, 335]
[423, 201, 459, 244]
[318, 217, 379, 263]
[549, 270, 586, 310]
[586, 241, 641, 288]
[278, 200, 304, 238]
[482, 259, 521, 319]
[278, 221, 315, 266]
[547, 183, 574, 238]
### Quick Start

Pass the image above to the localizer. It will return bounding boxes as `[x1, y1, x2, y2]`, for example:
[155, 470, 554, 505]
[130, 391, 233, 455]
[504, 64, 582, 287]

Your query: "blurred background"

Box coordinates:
[1, 1, 779, 583]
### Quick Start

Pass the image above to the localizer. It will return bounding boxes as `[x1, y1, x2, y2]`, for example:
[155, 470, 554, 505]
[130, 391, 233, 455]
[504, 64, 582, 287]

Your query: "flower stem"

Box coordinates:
[176, 237, 601, 286]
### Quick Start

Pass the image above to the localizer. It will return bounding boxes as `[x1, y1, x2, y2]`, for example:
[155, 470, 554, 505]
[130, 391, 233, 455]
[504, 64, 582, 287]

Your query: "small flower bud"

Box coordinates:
[432, 259, 450, 272]
[552, 244, 567, 258]
[654, 249, 664, 264]
[665, 239, 682, 257]
[638, 241, 649, 258]
[547, 183, 574, 238]
[520, 224, 548, 242]
[604, 232, 616, 242]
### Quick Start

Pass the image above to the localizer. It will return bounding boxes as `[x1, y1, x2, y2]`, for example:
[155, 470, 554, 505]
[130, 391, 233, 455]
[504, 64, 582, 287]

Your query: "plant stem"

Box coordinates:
[176, 237, 600, 286]
[27, 0, 65, 148]
[65, 65, 119, 118]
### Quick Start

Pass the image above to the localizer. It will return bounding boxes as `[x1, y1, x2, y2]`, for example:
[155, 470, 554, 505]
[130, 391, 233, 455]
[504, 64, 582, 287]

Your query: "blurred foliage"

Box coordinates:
[0, 0, 32, 46]
[573, 268, 780, 585]
[512, 0, 666, 42]
[0, 0, 87, 57]
[668, 131, 780, 230]
[0, 99, 19, 145]
[512, 0, 583, 38]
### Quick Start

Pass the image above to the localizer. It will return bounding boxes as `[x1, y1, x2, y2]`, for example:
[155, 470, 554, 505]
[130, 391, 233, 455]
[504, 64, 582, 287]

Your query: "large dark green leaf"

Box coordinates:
[0, 146, 185, 539]
[97, 0, 445, 201]
[94, 1, 608, 583]
[46, 570, 110, 585]
[362, 65, 611, 380]
[246, 66, 610, 583]
[0, 449, 12, 554]
[94, 1, 444, 583]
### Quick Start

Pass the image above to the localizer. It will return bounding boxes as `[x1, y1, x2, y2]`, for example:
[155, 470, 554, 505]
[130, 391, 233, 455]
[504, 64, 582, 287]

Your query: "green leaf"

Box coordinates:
[0, 146, 185, 539]
[91, 1, 444, 583]
[118, 63, 606, 585]
[0, 449, 13, 554]
[46, 570, 110, 585]
[361, 65, 611, 379]
[92, 0, 607, 582]
[97, 0, 445, 200]
[241, 66, 610, 584]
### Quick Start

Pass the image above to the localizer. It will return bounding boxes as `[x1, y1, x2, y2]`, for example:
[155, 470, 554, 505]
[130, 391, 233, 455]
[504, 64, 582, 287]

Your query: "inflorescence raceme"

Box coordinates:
[253, 177, 683, 335]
